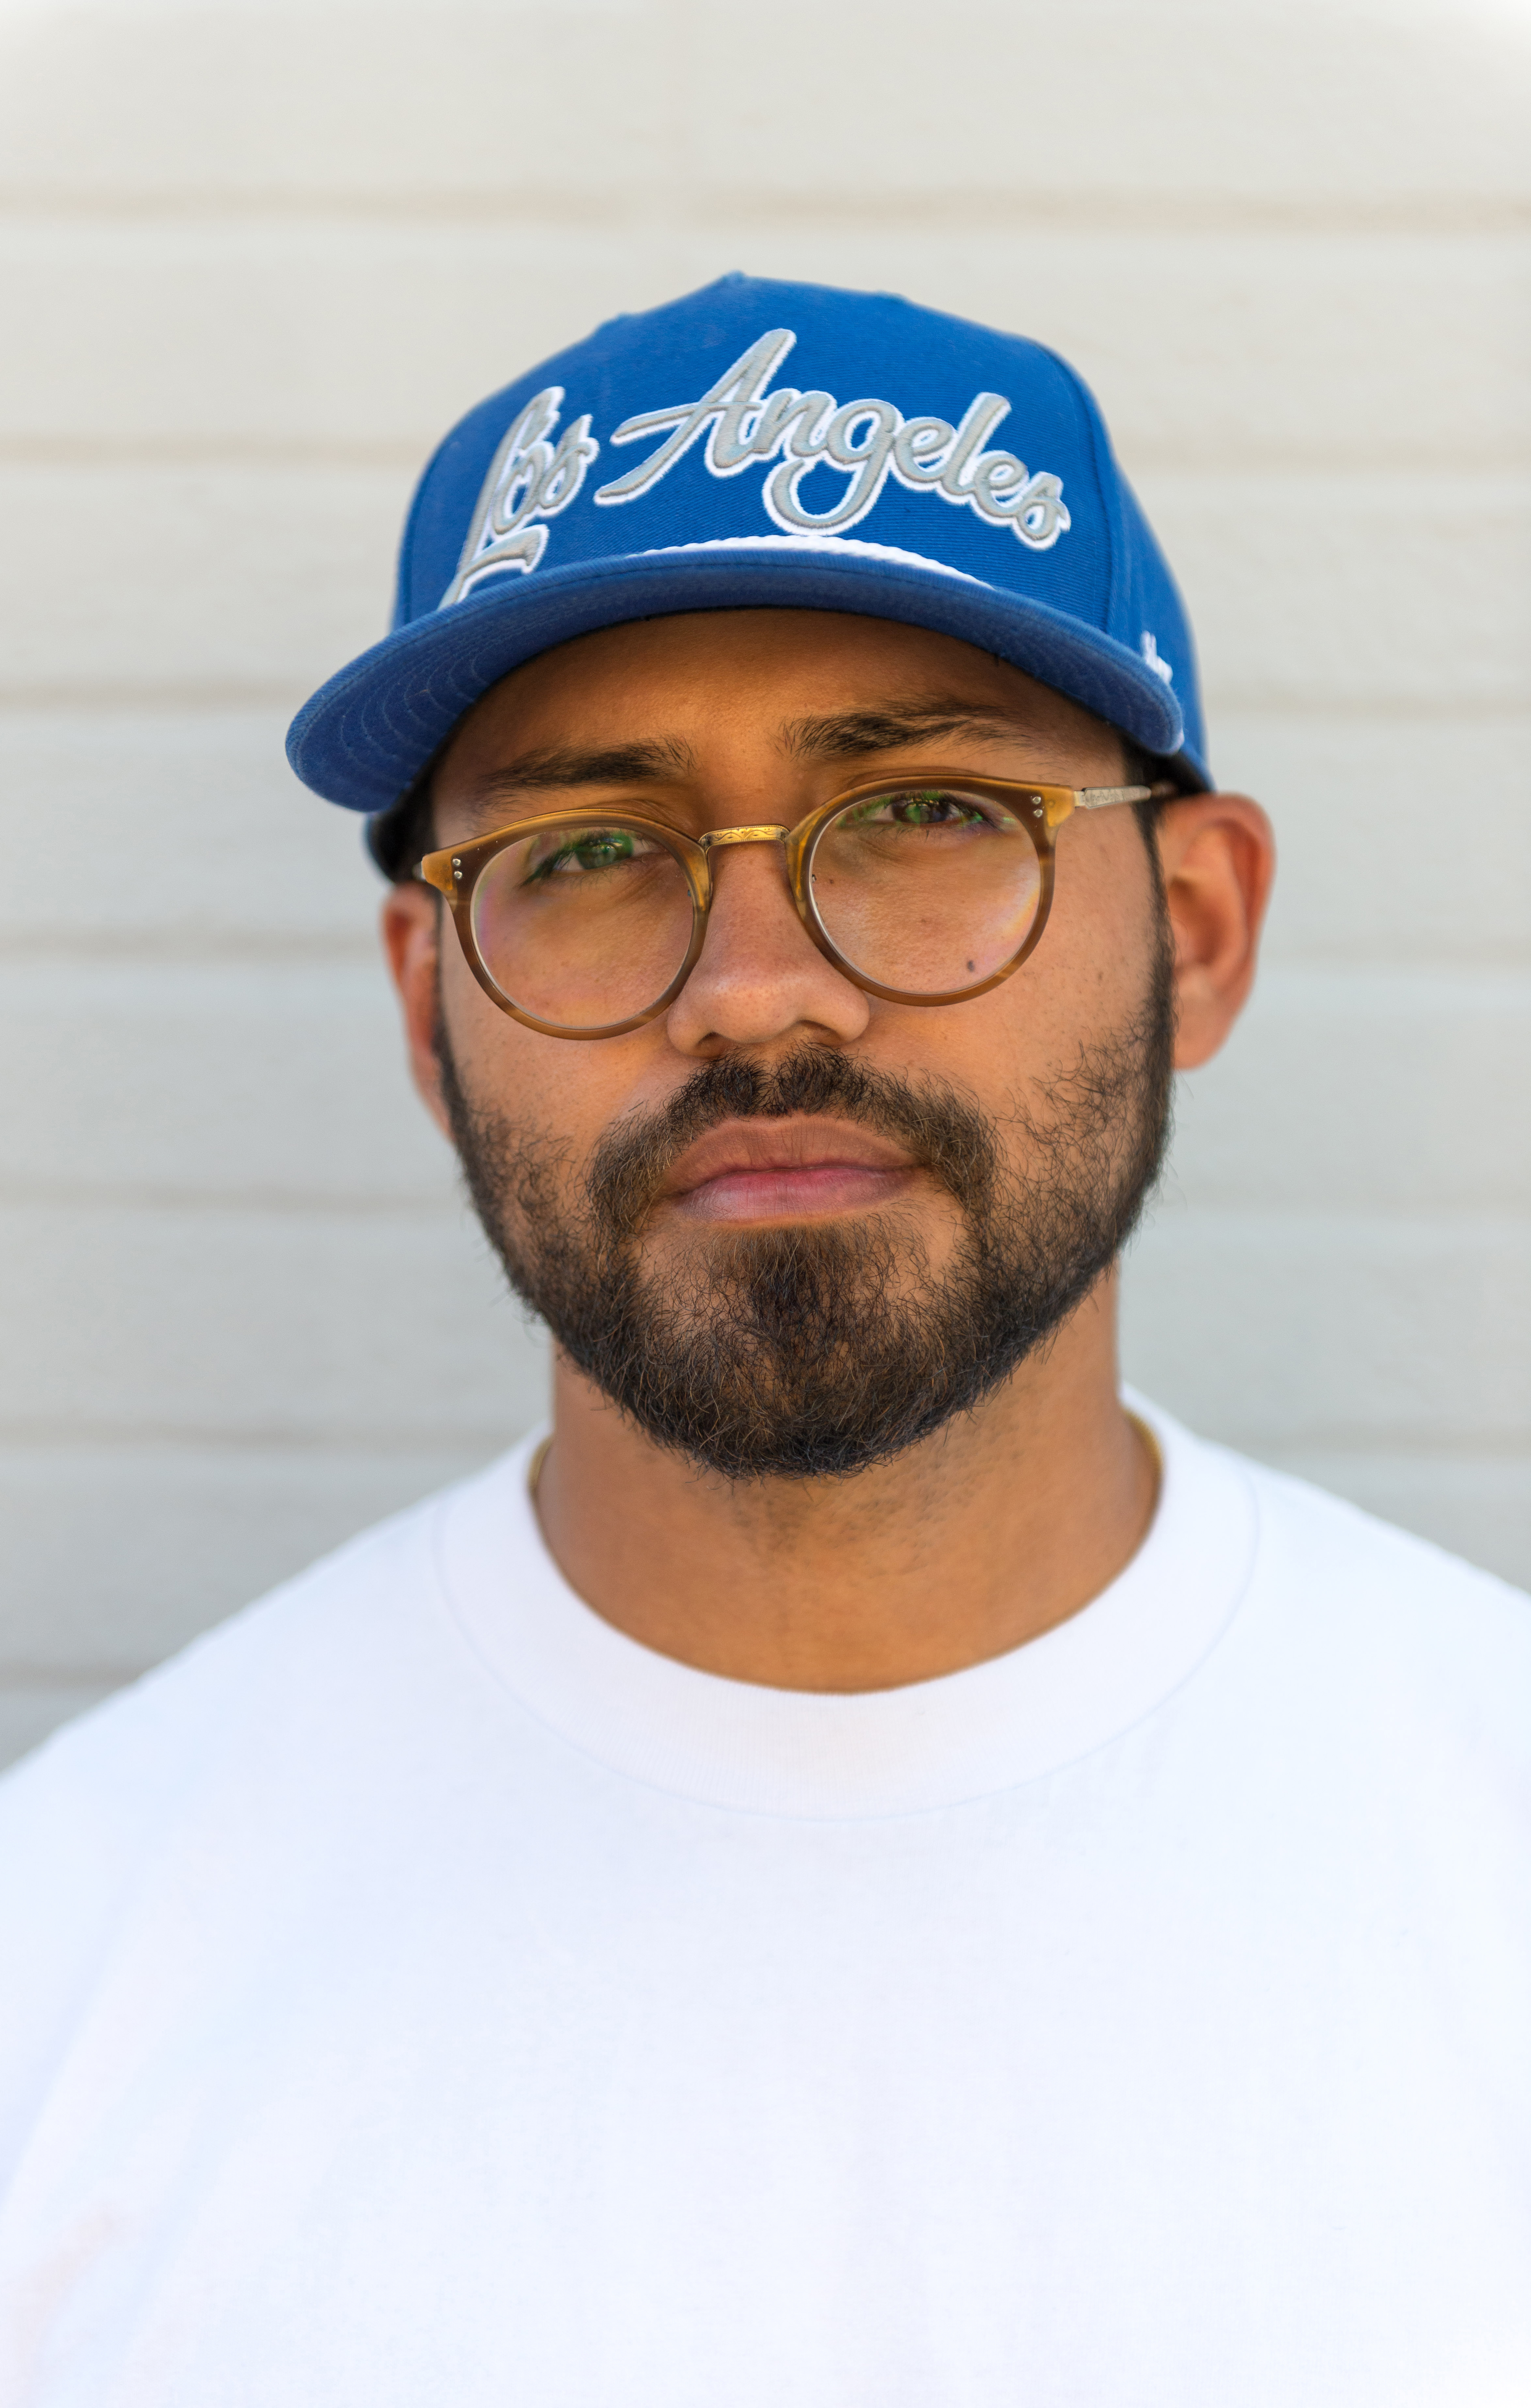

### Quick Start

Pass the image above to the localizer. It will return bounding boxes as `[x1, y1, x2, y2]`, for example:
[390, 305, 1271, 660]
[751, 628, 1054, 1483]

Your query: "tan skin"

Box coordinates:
[385, 609, 1273, 1693]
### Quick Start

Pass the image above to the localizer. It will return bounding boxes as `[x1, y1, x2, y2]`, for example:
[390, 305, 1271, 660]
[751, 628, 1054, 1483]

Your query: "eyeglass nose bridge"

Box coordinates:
[696, 824, 791, 852]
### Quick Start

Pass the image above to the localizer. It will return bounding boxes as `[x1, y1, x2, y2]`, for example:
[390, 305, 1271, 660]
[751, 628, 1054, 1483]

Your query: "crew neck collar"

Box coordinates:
[436, 1395, 1259, 1820]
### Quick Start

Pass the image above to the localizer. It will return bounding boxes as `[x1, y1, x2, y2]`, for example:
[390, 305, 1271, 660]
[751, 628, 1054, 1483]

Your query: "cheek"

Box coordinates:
[1036, 824, 1160, 1020]
[855, 830, 1160, 1135]
[439, 946, 674, 1159]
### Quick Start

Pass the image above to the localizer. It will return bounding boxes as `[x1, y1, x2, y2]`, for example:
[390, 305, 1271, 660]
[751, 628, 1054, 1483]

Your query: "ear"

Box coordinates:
[1154, 795, 1276, 1071]
[381, 883, 453, 1139]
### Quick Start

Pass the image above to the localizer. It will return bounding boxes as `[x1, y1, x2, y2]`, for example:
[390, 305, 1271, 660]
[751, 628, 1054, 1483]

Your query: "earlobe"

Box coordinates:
[1156, 794, 1276, 1072]
[380, 884, 453, 1139]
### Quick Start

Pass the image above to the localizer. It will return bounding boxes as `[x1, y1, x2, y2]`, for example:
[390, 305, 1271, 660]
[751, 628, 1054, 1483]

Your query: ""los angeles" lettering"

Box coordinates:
[442, 387, 600, 602]
[594, 329, 1070, 551]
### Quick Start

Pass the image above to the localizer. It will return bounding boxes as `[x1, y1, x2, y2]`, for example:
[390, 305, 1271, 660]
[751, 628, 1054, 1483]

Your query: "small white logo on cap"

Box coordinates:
[1141, 631, 1174, 685]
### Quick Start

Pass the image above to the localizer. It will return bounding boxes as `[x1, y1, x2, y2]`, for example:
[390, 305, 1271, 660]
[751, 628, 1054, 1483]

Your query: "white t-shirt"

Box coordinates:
[1, 1397, 1528, 2408]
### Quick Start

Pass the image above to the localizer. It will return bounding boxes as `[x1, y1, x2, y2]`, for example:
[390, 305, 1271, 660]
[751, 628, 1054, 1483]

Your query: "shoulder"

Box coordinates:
[0, 1449, 539, 2160]
[1242, 1445, 1530, 1641]
[0, 1444, 533, 1898]
[1205, 1434, 1531, 1763]
[1129, 1389, 1530, 1756]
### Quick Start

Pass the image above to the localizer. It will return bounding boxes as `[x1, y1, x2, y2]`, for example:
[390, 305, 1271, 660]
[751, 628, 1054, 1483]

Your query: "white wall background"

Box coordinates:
[2, 0, 1528, 1764]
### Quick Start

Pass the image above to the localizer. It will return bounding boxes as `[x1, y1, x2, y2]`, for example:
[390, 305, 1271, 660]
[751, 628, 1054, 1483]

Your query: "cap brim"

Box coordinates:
[286, 539, 1208, 815]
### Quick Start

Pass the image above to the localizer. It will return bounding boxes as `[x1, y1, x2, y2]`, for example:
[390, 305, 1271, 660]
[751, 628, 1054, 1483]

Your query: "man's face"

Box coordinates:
[397, 609, 1176, 1479]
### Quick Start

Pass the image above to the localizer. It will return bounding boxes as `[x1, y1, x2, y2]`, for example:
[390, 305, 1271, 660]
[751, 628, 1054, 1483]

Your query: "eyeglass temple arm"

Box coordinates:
[1076, 780, 1180, 810]
[1049, 778, 1179, 829]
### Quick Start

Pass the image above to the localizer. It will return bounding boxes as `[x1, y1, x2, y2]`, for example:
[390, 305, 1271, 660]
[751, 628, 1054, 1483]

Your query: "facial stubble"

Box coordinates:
[438, 925, 1175, 1482]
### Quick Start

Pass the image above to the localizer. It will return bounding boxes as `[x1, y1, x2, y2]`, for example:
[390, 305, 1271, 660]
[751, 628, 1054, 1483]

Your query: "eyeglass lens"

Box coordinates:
[470, 821, 695, 1028]
[467, 790, 1044, 1031]
[807, 789, 1042, 995]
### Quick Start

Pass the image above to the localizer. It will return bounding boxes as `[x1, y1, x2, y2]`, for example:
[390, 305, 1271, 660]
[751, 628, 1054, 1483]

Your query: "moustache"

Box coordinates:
[586, 1047, 1001, 1245]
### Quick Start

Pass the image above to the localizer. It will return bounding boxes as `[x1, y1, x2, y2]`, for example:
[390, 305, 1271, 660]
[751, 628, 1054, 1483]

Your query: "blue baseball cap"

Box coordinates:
[287, 274, 1210, 850]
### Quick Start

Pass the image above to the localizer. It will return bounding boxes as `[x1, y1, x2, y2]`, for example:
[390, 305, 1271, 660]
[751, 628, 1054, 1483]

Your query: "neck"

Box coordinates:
[531, 1266, 1158, 1692]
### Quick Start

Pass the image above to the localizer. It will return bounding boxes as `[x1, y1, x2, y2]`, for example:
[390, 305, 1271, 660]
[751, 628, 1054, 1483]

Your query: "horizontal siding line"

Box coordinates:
[0, 1673, 121, 1689]
[6, 685, 1531, 722]
[0, 1431, 1523, 1466]
[1264, 1444, 1531, 1467]
[8, 457, 1531, 494]
[0, 934, 383, 965]
[0, 1183, 464, 1217]
[5, 436, 1530, 477]
[1220, 706, 1531, 734]
[0, 684, 306, 713]
[0, 190, 1526, 236]
[1255, 950, 1531, 975]
[1237, 965, 1531, 997]
[4, 1192, 1528, 1228]
[7, 953, 1528, 994]
[1151, 1199, 1531, 1224]
[1132, 1205, 1531, 1236]
[5, 1183, 1531, 1230]
[0, 1439, 506, 1463]
[0, 437, 428, 470]
[2, 702, 1526, 738]
[695, 192, 1531, 239]
[0, 1418, 524, 1450]
[1212, 1430, 1531, 1458]
[0, 1660, 150, 1687]
[0, 1420, 1522, 1460]
[0, 189, 645, 230]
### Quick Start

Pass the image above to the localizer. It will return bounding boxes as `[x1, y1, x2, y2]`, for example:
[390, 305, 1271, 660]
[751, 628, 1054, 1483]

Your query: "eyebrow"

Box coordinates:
[456, 698, 1041, 822]
[778, 701, 1045, 760]
[464, 735, 698, 808]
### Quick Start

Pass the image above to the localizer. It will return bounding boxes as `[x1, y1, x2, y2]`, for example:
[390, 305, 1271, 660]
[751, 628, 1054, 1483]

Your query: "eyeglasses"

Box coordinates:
[417, 772, 1177, 1041]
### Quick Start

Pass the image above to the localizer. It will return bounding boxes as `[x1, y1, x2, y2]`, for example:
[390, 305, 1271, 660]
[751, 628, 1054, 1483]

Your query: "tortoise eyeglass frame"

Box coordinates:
[415, 771, 1179, 1042]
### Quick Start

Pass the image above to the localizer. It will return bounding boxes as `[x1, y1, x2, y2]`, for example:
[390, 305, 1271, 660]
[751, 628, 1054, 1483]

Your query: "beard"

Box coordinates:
[438, 933, 1175, 1483]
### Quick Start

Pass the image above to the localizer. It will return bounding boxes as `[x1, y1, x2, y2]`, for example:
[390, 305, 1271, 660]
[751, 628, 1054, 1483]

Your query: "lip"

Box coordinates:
[661, 1116, 918, 1226]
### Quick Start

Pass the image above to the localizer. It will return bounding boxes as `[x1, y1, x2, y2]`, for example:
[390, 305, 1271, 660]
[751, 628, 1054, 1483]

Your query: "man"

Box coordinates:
[2, 277, 1527, 2405]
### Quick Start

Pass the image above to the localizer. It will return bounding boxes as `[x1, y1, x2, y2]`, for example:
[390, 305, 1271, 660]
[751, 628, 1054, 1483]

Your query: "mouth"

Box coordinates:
[660, 1115, 920, 1226]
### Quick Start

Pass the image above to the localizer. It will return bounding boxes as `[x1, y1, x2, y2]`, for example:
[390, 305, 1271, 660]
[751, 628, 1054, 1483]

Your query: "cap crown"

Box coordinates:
[288, 274, 1206, 817]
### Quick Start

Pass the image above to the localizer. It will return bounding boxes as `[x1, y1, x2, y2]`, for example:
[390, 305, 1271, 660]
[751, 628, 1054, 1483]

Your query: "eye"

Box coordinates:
[525, 826, 658, 881]
[842, 789, 996, 831]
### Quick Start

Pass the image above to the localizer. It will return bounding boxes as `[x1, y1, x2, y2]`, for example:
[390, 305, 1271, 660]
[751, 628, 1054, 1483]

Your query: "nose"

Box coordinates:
[663, 836, 872, 1056]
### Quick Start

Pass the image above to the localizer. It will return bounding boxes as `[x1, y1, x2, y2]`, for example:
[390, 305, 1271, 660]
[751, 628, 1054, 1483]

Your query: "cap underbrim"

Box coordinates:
[286, 540, 1208, 818]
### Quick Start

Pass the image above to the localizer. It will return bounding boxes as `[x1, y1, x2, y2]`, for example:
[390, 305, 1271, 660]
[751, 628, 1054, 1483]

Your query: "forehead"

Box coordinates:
[436, 608, 1123, 783]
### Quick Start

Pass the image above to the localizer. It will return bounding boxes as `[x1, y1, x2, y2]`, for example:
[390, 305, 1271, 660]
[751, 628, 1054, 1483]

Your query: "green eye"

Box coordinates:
[844, 789, 985, 829]
[897, 790, 972, 827]
[533, 828, 640, 879]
